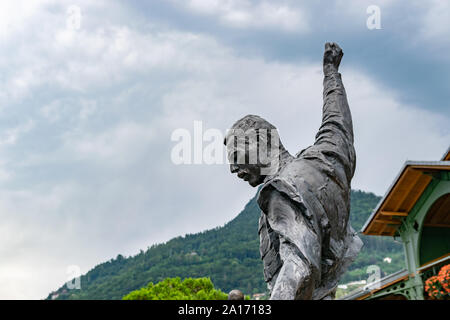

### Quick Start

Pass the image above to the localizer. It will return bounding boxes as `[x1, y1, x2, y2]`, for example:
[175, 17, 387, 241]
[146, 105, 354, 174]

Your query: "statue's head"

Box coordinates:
[224, 114, 285, 187]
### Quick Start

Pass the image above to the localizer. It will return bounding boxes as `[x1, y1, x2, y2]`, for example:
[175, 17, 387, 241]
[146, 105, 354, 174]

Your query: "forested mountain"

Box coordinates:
[47, 190, 405, 300]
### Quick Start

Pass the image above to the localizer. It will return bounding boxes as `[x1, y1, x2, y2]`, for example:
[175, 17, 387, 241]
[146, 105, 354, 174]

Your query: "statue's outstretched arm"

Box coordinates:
[314, 42, 355, 179]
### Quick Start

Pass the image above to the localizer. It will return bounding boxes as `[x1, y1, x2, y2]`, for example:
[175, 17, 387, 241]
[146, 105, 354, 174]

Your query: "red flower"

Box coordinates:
[425, 264, 450, 299]
[437, 264, 450, 294]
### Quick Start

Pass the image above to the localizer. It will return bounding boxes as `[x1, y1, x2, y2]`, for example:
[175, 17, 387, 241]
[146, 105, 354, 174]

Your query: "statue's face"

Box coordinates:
[225, 131, 266, 187]
[229, 163, 265, 187]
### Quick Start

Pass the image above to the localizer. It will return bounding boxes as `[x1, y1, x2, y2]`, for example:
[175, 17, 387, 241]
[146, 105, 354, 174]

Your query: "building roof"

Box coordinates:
[442, 147, 450, 161]
[361, 160, 450, 236]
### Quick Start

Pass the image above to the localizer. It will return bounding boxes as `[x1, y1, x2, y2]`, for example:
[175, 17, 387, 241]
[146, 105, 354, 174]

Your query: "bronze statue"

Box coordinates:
[224, 42, 363, 300]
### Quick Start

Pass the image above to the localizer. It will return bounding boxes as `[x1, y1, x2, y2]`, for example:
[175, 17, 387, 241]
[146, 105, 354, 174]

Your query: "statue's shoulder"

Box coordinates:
[295, 144, 327, 161]
[295, 146, 312, 158]
[257, 161, 308, 216]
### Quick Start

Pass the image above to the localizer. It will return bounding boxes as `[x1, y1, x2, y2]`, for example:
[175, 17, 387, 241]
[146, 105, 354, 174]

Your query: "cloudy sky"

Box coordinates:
[0, 0, 448, 299]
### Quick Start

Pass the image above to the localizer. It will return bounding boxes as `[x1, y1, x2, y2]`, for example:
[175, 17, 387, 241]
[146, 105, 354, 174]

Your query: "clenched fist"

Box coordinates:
[323, 42, 343, 75]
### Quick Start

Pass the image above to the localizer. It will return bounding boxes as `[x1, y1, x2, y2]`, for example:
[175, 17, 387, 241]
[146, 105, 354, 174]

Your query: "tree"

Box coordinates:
[122, 277, 228, 300]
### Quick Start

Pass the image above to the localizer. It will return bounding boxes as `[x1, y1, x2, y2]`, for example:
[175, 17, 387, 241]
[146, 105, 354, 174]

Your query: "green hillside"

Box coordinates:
[47, 190, 405, 300]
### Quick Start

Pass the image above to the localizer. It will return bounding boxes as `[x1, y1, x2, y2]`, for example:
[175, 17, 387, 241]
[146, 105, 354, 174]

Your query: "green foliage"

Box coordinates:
[122, 277, 228, 300]
[47, 189, 405, 300]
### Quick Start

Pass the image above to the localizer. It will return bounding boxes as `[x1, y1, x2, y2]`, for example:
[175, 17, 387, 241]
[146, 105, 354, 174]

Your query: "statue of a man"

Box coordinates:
[224, 43, 363, 300]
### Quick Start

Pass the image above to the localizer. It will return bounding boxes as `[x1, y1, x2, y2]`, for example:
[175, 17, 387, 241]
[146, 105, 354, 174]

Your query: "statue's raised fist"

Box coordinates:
[323, 42, 343, 74]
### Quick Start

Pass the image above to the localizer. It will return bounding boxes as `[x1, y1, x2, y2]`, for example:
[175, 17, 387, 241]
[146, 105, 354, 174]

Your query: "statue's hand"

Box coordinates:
[323, 42, 343, 75]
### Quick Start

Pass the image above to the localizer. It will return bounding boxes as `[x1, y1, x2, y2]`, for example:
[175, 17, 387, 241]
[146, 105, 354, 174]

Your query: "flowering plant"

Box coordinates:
[425, 263, 450, 299]
[437, 264, 450, 294]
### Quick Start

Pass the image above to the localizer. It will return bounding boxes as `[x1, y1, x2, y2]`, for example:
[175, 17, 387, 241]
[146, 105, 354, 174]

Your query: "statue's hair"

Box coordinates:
[230, 114, 277, 132]
[224, 114, 281, 147]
